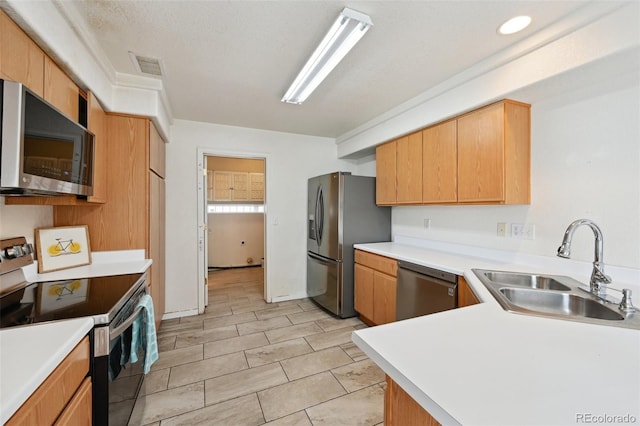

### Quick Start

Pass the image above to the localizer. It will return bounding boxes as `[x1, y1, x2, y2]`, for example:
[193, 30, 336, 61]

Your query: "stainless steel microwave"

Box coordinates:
[0, 79, 94, 196]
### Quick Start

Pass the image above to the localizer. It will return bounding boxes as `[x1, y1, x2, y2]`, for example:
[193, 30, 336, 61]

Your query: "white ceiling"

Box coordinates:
[61, 1, 593, 138]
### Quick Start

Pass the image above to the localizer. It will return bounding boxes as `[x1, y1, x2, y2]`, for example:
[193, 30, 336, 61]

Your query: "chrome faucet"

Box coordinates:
[557, 219, 612, 295]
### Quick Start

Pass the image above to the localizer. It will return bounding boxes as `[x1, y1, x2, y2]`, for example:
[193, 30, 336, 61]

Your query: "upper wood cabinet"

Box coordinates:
[376, 131, 422, 206]
[86, 92, 107, 203]
[54, 115, 166, 329]
[0, 10, 45, 96]
[149, 121, 166, 178]
[376, 99, 530, 206]
[375, 141, 397, 205]
[422, 119, 457, 203]
[396, 132, 422, 204]
[44, 56, 79, 122]
[457, 100, 530, 204]
[209, 171, 264, 202]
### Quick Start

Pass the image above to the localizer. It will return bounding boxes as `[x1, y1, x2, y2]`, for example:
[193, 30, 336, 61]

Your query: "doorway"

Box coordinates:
[197, 153, 267, 312]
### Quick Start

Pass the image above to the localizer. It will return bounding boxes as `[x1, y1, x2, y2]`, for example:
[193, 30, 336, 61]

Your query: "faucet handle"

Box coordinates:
[619, 289, 635, 313]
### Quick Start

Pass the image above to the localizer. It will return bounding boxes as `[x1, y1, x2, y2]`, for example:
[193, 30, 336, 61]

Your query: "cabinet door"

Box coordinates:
[213, 171, 232, 201]
[54, 377, 92, 426]
[149, 172, 166, 330]
[249, 172, 265, 201]
[149, 122, 166, 178]
[231, 172, 249, 201]
[354, 263, 374, 321]
[207, 171, 215, 201]
[86, 92, 107, 203]
[457, 102, 505, 202]
[422, 120, 457, 203]
[55, 115, 148, 250]
[457, 276, 480, 307]
[373, 272, 397, 325]
[396, 132, 422, 204]
[0, 10, 45, 96]
[44, 56, 79, 121]
[385, 376, 441, 426]
[375, 141, 397, 205]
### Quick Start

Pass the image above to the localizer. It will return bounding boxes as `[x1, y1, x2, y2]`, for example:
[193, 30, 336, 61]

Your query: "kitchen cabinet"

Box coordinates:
[354, 249, 398, 325]
[210, 171, 264, 202]
[6, 336, 91, 426]
[54, 117, 166, 329]
[249, 172, 265, 201]
[376, 99, 530, 206]
[422, 119, 457, 203]
[2, 12, 107, 207]
[375, 141, 396, 205]
[375, 132, 422, 205]
[0, 10, 45, 97]
[385, 376, 441, 426]
[44, 56, 79, 122]
[457, 276, 480, 307]
[457, 100, 530, 204]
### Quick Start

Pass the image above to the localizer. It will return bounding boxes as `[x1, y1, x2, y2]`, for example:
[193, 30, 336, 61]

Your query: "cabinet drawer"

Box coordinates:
[355, 250, 398, 277]
[54, 377, 92, 426]
[7, 336, 90, 426]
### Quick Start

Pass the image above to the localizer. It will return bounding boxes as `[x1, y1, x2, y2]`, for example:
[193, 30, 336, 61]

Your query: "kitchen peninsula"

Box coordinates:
[352, 238, 640, 426]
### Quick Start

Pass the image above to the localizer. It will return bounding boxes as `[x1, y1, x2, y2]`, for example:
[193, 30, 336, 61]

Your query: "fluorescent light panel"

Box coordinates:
[282, 8, 373, 104]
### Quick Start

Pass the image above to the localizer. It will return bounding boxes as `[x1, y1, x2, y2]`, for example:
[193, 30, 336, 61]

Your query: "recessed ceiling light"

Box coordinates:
[498, 15, 532, 35]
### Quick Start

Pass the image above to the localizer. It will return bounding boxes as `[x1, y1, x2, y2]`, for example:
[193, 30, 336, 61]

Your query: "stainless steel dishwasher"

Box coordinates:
[396, 261, 457, 320]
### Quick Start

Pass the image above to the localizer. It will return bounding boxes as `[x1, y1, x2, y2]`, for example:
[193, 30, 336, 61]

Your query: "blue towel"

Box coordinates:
[129, 294, 159, 373]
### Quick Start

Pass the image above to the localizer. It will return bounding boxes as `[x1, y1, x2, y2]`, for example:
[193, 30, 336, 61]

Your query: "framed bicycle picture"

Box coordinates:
[35, 225, 92, 273]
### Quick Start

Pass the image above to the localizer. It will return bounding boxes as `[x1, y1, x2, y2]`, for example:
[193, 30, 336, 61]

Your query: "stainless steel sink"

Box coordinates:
[472, 269, 639, 329]
[499, 288, 624, 321]
[481, 271, 571, 291]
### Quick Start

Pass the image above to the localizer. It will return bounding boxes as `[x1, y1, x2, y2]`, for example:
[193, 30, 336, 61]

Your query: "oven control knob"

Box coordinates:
[4, 245, 24, 259]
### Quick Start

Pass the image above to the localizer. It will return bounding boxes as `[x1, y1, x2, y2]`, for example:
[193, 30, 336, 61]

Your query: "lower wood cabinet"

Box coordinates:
[385, 376, 441, 426]
[354, 250, 398, 325]
[457, 276, 481, 307]
[7, 336, 91, 426]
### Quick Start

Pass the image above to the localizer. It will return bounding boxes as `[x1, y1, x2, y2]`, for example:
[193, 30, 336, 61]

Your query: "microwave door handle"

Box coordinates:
[109, 306, 144, 341]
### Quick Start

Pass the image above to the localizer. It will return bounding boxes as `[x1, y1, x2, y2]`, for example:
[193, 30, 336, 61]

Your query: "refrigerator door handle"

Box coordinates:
[308, 251, 336, 264]
[315, 186, 324, 246]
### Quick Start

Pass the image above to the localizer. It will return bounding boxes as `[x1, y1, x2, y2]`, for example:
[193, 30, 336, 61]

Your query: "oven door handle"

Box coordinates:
[109, 306, 144, 341]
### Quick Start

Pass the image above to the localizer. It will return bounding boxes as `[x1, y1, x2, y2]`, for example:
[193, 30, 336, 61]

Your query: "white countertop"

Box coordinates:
[0, 250, 152, 424]
[352, 240, 640, 426]
[0, 317, 94, 424]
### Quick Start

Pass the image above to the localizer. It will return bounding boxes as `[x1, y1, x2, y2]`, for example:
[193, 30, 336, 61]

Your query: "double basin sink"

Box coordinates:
[473, 269, 639, 329]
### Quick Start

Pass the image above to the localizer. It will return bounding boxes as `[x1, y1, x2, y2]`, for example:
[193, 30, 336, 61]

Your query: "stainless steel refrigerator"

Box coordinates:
[307, 172, 391, 318]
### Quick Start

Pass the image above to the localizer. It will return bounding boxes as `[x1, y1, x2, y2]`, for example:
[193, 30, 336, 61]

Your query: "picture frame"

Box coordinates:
[35, 225, 92, 273]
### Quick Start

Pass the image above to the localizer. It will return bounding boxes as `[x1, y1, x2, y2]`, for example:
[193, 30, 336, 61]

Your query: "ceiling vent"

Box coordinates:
[129, 52, 164, 77]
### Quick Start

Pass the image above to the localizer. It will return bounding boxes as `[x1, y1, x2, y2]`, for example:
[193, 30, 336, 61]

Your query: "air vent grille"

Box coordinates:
[129, 52, 163, 76]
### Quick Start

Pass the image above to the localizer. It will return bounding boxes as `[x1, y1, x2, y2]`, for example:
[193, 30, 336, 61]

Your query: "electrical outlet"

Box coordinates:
[511, 223, 535, 240]
[497, 222, 507, 237]
[424, 218, 431, 229]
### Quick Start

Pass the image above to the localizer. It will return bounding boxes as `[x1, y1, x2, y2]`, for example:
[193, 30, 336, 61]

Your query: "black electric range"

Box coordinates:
[0, 273, 144, 328]
[0, 237, 150, 426]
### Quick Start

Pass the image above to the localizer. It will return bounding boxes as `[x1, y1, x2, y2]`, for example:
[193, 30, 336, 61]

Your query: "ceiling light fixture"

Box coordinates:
[281, 7, 373, 105]
[498, 15, 532, 35]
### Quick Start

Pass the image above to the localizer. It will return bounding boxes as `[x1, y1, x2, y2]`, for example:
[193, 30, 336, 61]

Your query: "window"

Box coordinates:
[207, 204, 264, 214]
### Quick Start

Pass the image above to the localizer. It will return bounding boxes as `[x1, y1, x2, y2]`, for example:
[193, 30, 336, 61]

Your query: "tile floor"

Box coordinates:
[129, 266, 385, 425]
